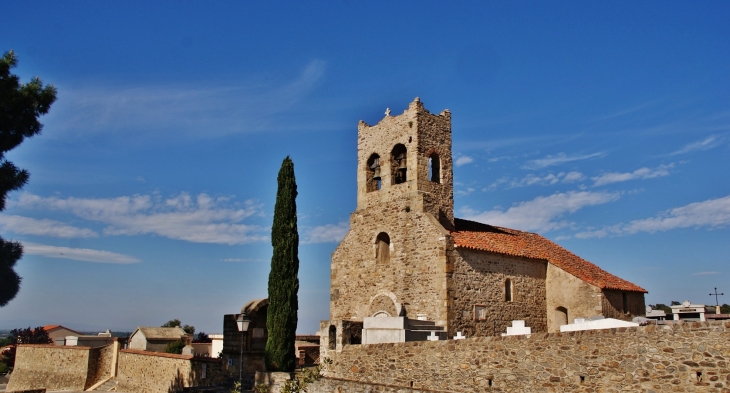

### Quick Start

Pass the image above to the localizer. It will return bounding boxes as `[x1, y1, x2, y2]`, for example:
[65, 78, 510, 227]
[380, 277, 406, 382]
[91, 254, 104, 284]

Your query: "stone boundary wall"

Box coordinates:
[313, 321, 730, 392]
[87, 342, 115, 387]
[6, 344, 95, 391]
[117, 349, 223, 393]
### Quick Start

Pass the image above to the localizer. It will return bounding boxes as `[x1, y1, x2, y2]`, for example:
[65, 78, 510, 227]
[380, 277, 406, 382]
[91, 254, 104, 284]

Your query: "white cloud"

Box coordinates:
[592, 164, 673, 187]
[0, 215, 98, 238]
[22, 242, 140, 264]
[45, 60, 327, 137]
[523, 152, 604, 170]
[455, 156, 474, 167]
[303, 222, 349, 244]
[15, 192, 266, 245]
[221, 258, 267, 263]
[692, 271, 720, 276]
[462, 191, 620, 232]
[487, 171, 585, 190]
[575, 195, 730, 238]
[669, 135, 723, 156]
[455, 187, 476, 196]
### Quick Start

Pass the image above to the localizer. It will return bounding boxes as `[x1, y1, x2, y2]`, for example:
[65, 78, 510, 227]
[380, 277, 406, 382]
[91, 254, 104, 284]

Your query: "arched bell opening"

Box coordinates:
[391, 144, 407, 185]
[366, 153, 382, 192]
[428, 152, 441, 183]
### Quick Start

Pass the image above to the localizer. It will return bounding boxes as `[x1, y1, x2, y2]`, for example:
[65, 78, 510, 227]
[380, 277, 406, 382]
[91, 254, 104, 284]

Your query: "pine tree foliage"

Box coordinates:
[0, 50, 56, 307]
[265, 156, 299, 372]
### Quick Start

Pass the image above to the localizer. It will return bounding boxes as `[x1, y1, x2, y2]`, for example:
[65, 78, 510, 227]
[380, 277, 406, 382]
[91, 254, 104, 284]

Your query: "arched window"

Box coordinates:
[366, 154, 381, 192]
[328, 325, 336, 350]
[375, 232, 390, 264]
[428, 153, 440, 183]
[556, 307, 568, 326]
[505, 278, 513, 302]
[391, 144, 407, 185]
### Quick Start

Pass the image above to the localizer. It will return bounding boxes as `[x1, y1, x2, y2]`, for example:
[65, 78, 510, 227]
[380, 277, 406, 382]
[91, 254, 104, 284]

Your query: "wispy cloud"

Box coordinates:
[221, 258, 267, 263]
[575, 195, 730, 238]
[455, 156, 474, 167]
[462, 191, 620, 232]
[592, 164, 673, 187]
[15, 192, 266, 245]
[22, 242, 140, 264]
[303, 222, 349, 244]
[523, 152, 604, 170]
[455, 187, 476, 196]
[692, 271, 720, 276]
[669, 135, 723, 156]
[46, 60, 327, 137]
[0, 215, 98, 238]
[488, 171, 585, 190]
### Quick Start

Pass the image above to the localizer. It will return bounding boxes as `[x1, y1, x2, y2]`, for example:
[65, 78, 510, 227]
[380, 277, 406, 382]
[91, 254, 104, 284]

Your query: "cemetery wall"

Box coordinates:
[6, 344, 93, 391]
[311, 321, 730, 393]
[117, 349, 223, 393]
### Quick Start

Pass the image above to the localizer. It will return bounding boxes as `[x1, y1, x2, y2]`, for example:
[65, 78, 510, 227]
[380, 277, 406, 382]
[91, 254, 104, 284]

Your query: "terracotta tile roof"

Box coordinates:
[452, 218, 647, 293]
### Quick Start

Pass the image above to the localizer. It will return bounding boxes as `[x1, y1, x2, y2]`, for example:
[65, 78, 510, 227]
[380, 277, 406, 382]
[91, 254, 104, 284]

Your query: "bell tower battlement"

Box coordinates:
[356, 97, 454, 227]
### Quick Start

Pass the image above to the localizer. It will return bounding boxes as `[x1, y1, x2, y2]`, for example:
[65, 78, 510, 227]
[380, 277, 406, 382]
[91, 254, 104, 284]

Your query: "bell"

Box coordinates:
[398, 157, 407, 171]
[373, 167, 381, 180]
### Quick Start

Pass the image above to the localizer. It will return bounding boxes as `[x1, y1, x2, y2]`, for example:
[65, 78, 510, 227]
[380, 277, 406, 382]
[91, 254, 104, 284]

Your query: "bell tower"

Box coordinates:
[323, 98, 454, 353]
[356, 97, 454, 228]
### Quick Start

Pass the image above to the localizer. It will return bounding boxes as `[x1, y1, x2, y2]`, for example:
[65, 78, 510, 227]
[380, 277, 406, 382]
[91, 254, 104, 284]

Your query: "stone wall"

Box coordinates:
[449, 248, 547, 337]
[117, 349, 223, 393]
[7, 344, 92, 391]
[86, 342, 114, 387]
[312, 321, 730, 393]
[546, 263, 604, 332]
[330, 207, 450, 326]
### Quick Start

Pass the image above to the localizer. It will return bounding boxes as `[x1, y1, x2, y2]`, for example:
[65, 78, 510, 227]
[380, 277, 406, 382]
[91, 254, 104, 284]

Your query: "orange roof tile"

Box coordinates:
[452, 218, 647, 293]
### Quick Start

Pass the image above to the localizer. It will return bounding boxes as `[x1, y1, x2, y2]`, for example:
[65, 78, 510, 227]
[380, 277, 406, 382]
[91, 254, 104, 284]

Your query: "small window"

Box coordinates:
[391, 144, 407, 185]
[366, 154, 382, 192]
[474, 305, 487, 321]
[505, 279, 513, 302]
[428, 153, 440, 183]
[328, 325, 336, 350]
[375, 232, 390, 264]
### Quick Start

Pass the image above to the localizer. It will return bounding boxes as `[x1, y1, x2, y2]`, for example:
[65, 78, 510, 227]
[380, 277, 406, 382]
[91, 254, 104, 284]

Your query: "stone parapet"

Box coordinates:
[316, 321, 730, 392]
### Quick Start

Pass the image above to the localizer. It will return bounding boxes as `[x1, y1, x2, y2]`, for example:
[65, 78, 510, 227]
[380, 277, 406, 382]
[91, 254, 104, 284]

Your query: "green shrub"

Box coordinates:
[164, 340, 185, 354]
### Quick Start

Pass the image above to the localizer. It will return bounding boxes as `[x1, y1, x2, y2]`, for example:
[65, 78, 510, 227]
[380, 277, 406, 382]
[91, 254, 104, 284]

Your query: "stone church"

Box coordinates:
[321, 98, 646, 353]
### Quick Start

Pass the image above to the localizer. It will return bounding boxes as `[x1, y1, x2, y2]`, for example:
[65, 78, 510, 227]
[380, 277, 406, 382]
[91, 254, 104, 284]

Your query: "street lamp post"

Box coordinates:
[236, 312, 251, 391]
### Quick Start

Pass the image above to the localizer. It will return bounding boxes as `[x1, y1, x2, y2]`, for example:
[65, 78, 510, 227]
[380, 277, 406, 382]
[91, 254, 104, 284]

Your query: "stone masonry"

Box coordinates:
[323, 98, 647, 357]
[328, 98, 454, 343]
[311, 321, 730, 393]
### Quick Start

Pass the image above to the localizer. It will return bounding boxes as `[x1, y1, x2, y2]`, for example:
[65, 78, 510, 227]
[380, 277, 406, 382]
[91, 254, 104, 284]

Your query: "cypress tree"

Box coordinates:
[265, 156, 299, 372]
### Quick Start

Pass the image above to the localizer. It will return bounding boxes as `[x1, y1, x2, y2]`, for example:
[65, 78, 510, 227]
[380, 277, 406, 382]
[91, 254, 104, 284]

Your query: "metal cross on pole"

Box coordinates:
[709, 287, 724, 306]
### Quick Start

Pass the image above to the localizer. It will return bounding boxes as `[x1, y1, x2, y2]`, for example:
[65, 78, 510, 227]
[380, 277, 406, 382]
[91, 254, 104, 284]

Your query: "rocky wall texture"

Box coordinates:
[6, 345, 91, 391]
[314, 321, 730, 393]
[117, 349, 223, 393]
[449, 248, 547, 337]
[330, 206, 450, 326]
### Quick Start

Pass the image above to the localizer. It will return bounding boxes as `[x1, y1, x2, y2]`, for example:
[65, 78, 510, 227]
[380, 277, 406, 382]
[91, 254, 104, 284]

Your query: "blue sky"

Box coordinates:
[1, 2, 729, 334]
